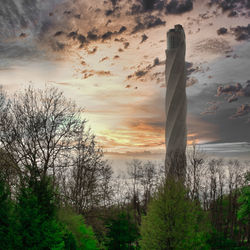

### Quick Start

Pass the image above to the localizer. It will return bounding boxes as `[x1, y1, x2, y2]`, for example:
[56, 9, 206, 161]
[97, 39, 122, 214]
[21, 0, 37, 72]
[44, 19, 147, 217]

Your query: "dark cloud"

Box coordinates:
[74, 14, 81, 19]
[0, 42, 41, 59]
[227, 95, 238, 103]
[118, 26, 127, 34]
[77, 34, 87, 47]
[153, 57, 160, 66]
[19, 33, 27, 38]
[0, 0, 27, 37]
[87, 26, 127, 43]
[237, 83, 250, 97]
[87, 31, 99, 41]
[128, 57, 165, 81]
[217, 83, 242, 96]
[54, 31, 64, 37]
[135, 70, 148, 78]
[230, 104, 250, 119]
[105, 9, 114, 16]
[141, 34, 148, 43]
[129, 4, 143, 15]
[209, 0, 250, 13]
[142, 0, 156, 11]
[39, 20, 54, 39]
[231, 24, 250, 41]
[132, 22, 145, 33]
[127, 0, 167, 14]
[228, 10, 237, 17]
[217, 82, 250, 98]
[165, 0, 193, 15]
[67, 30, 78, 40]
[132, 15, 166, 34]
[102, 31, 113, 40]
[124, 42, 129, 49]
[147, 17, 166, 28]
[217, 27, 227, 35]
[64, 10, 72, 15]
[110, 0, 119, 7]
[105, 5, 120, 16]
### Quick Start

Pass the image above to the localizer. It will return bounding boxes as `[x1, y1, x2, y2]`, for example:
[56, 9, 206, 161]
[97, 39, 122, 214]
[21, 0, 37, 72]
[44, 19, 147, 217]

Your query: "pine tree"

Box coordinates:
[15, 178, 65, 249]
[0, 175, 13, 248]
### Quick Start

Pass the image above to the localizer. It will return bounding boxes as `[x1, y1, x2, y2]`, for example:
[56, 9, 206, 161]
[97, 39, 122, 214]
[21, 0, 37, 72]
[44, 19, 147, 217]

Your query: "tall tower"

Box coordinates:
[165, 24, 187, 179]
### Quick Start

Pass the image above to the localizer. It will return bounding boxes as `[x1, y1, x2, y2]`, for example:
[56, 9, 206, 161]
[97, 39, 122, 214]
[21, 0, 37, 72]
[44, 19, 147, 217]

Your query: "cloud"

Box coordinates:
[0, 42, 42, 59]
[230, 104, 250, 119]
[67, 31, 78, 40]
[87, 46, 98, 54]
[100, 56, 109, 62]
[124, 42, 129, 49]
[87, 31, 99, 41]
[231, 24, 250, 41]
[82, 69, 112, 79]
[142, 0, 156, 11]
[127, 57, 164, 81]
[102, 31, 113, 40]
[77, 34, 87, 47]
[209, 0, 250, 13]
[54, 31, 64, 37]
[199, 142, 250, 156]
[217, 27, 227, 35]
[227, 95, 238, 103]
[217, 83, 242, 96]
[200, 102, 220, 115]
[140, 34, 148, 43]
[187, 114, 219, 143]
[132, 15, 166, 34]
[19, 32, 27, 38]
[186, 77, 198, 87]
[105, 150, 154, 157]
[195, 38, 231, 55]
[118, 26, 127, 34]
[165, 0, 193, 15]
[51, 41, 66, 51]
[217, 82, 250, 98]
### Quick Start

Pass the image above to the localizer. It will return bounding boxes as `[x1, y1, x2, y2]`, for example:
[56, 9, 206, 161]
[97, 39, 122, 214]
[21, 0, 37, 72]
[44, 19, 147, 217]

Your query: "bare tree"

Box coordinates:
[139, 161, 157, 212]
[0, 86, 84, 182]
[186, 143, 206, 202]
[59, 127, 113, 213]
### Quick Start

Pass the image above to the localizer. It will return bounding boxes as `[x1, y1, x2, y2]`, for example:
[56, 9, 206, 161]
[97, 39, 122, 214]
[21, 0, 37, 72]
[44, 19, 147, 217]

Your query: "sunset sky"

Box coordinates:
[1, 0, 250, 167]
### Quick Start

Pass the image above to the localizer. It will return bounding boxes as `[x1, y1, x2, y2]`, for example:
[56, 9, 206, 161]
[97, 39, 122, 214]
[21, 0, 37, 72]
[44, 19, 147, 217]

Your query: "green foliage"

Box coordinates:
[0, 175, 13, 248]
[207, 230, 248, 250]
[15, 184, 65, 249]
[105, 212, 139, 249]
[62, 229, 77, 250]
[140, 179, 210, 250]
[237, 173, 250, 224]
[57, 207, 99, 250]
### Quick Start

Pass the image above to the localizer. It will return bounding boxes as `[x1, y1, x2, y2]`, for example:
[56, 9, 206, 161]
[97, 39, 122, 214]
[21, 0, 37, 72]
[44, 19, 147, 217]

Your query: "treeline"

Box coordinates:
[0, 86, 249, 249]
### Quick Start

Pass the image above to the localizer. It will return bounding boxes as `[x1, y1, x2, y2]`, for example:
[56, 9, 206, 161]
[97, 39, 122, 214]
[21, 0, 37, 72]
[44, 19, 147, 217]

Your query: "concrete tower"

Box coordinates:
[165, 24, 187, 179]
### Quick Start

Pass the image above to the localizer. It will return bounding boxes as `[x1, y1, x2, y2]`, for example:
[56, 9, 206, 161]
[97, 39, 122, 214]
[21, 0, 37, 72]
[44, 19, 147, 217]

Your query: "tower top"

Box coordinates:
[167, 24, 185, 50]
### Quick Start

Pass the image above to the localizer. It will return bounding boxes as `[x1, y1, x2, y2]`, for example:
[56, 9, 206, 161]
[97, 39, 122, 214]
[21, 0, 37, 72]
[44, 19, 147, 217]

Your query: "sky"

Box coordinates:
[1, 0, 250, 168]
